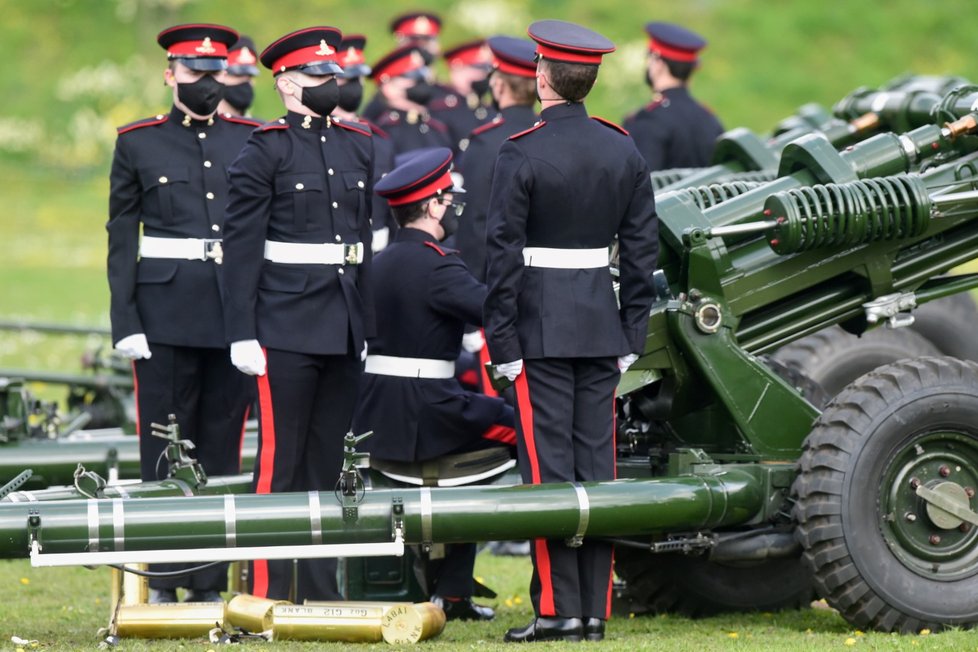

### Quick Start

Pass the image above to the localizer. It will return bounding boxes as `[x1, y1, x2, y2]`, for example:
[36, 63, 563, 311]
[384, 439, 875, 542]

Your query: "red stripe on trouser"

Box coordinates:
[253, 353, 275, 598]
[477, 333, 499, 398]
[238, 404, 251, 473]
[131, 360, 141, 439]
[482, 423, 516, 445]
[514, 371, 555, 616]
[607, 391, 617, 618]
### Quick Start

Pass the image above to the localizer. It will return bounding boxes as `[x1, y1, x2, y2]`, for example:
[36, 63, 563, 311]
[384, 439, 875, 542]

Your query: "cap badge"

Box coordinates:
[342, 47, 357, 65]
[237, 47, 257, 64]
[316, 40, 335, 56]
[414, 16, 432, 35]
[196, 37, 217, 54]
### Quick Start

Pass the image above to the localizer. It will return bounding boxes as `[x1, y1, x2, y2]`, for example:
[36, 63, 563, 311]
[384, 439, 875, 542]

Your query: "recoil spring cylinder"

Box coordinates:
[764, 174, 931, 255]
[726, 170, 777, 184]
[679, 181, 766, 211]
[650, 168, 697, 190]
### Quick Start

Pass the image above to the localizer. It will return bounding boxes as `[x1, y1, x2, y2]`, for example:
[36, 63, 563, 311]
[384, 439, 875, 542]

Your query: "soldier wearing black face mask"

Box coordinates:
[354, 147, 515, 622]
[221, 26, 376, 604]
[107, 23, 260, 605]
[331, 34, 398, 253]
[429, 40, 496, 156]
[622, 22, 724, 170]
[219, 35, 261, 118]
[370, 45, 452, 157]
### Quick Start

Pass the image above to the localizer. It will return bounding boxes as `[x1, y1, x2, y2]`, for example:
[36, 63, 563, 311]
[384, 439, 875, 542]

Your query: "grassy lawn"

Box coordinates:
[1, 553, 974, 651]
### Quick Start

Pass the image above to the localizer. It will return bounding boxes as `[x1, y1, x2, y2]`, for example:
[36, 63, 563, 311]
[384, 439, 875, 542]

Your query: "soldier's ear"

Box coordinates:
[163, 68, 175, 88]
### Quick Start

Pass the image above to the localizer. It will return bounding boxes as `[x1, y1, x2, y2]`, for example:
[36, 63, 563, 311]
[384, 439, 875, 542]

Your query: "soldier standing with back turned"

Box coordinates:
[107, 23, 260, 604]
[483, 20, 658, 643]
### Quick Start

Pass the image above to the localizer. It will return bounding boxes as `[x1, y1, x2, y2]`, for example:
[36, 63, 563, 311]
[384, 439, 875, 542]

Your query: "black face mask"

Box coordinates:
[406, 80, 434, 106]
[224, 82, 254, 113]
[471, 77, 491, 97]
[300, 78, 340, 116]
[337, 79, 364, 113]
[177, 74, 225, 116]
[439, 211, 458, 240]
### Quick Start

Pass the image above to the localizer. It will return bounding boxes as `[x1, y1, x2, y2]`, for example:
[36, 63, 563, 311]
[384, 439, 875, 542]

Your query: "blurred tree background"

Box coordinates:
[1, 0, 976, 369]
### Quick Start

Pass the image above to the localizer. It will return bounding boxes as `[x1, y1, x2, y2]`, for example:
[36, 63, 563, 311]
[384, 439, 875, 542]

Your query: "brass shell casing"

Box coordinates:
[114, 602, 227, 638]
[226, 593, 288, 633]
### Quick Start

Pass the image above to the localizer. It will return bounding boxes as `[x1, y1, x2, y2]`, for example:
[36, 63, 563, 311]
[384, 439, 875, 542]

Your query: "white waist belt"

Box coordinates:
[264, 240, 364, 265]
[365, 355, 455, 379]
[522, 247, 608, 269]
[140, 236, 223, 263]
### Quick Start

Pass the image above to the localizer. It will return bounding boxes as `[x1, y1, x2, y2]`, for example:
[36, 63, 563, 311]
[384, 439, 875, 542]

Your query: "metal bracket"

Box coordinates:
[863, 291, 916, 328]
[650, 532, 716, 554]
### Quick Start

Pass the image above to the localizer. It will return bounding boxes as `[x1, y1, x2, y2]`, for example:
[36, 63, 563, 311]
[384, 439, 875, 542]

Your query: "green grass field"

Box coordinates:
[2, 554, 975, 651]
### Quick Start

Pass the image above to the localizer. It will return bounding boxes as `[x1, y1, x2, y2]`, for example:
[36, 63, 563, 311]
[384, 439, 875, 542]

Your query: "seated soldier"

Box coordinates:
[352, 147, 515, 621]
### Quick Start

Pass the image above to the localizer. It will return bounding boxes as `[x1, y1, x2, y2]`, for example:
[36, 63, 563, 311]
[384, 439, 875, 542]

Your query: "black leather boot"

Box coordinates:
[504, 617, 584, 642]
[584, 617, 605, 641]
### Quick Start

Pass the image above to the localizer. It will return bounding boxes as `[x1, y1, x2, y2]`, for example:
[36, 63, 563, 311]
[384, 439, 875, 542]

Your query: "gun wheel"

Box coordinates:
[793, 356, 978, 632]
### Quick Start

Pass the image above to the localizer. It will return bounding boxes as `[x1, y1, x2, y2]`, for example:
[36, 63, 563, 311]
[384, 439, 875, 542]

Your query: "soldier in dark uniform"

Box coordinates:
[221, 26, 375, 603]
[218, 35, 260, 118]
[483, 20, 658, 643]
[353, 148, 514, 621]
[362, 11, 443, 122]
[108, 23, 260, 604]
[331, 34, 397, 252]
[429, 40, 495, 155]
[456, 35, 538, 284]
[369, 45, 453, 156]
[623, 22, 724, 170]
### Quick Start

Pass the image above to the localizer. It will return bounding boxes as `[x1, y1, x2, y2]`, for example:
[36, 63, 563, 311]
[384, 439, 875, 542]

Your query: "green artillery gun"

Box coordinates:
[0, 320, 134, 430]
[0, 379, 258, 489]
[4, 94, 978, 636]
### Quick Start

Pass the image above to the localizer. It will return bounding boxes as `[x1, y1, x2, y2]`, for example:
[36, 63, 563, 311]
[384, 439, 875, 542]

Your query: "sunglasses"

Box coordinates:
[437, 197, 466, 216]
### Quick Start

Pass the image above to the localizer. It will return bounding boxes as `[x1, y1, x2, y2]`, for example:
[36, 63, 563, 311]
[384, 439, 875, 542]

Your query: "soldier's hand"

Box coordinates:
[231, 339, 266, 376]
[114, 333, 152, 360]
[496, 359, 523, 382]
[361, 342, 368, 362]
[461, 330, 485, 353]
[618, 353, 639, 374]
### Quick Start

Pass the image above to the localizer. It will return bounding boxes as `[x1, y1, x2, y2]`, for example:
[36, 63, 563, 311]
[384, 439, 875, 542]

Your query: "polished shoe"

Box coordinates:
[184, 589, 224, 603]
[584, 617, 605, 642]
[504, 617, 584, 643]
[430, 595, 495, 621]
[148, 588, 178, 604]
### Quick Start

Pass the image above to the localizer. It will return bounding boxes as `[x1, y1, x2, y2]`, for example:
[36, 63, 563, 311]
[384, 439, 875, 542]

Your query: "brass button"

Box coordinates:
[331, 201, 338, 208]
[328, 168, 334, 175]
[321, 136, 326, 142]
[211, 225, 220, 232]
[198, 133, 207, 139]
[206, 192, 215, 200]
[296, 183, 305, 190]
[338, 268, 345, 275]
[204, 161, 212, 168]
[357, 180, 365, 189]
[334, 235, 342, 242]
[159, 176, 168, 184]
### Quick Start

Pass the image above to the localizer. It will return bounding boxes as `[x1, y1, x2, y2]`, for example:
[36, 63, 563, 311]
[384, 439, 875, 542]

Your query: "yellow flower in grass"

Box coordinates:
[513, 596, 523, 605]
[919, 629, 931, 636]
[844, 638, 856, 646]
[727, 632, 739, 639]
[19, 577, 29, 585]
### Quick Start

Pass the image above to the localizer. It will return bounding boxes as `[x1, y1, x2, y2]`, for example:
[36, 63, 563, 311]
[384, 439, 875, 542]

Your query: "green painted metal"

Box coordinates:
[0, 472, 764, 559]
[1, 473, 253, 503]
[879, 432, 978, 582]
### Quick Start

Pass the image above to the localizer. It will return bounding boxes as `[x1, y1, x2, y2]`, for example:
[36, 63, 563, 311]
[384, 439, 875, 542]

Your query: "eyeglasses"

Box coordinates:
[437, 197, 466, 216]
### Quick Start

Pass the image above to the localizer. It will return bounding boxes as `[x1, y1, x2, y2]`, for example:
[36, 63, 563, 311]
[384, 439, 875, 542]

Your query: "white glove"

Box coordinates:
[461, 330, 485, 353]
[495, 359, 523, 382]
[231, 339, 266, 376]
[361, 342, 368, 362]
[114, 333, 152, 360]
[371, 227, 390, 252]
[618, 353, 639, 374]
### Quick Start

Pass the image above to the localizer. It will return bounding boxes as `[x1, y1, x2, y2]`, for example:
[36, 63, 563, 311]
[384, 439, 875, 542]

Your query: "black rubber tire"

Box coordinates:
[793, 356, 978, 632]
[614, 546, 815, 617]
[911, 292, 978, 362]
[760, 355, 830, 409]
[771, 325, 940, 399]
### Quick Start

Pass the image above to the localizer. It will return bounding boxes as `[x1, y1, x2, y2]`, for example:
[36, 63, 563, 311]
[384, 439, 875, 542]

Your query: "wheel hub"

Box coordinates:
[880, 432, 978, 581]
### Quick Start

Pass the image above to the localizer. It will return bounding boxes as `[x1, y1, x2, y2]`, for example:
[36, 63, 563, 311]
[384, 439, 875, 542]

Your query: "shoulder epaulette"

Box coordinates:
[508, 121, 546, 141]
[333, 119, 371, 137]
[220, 113, 262, 127]
[471, 118, 504, 137]
[591, 116, 629, 136]
[361, 119, 390, 139]
[117, 114, 168, 135]
[259, 119, 289, 132]
[424, 241, 457, 257]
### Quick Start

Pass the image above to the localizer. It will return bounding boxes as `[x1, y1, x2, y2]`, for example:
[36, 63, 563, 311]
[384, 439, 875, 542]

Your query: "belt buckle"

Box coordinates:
[205, 239, 224, 265]
[343, 243, 362, 265]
